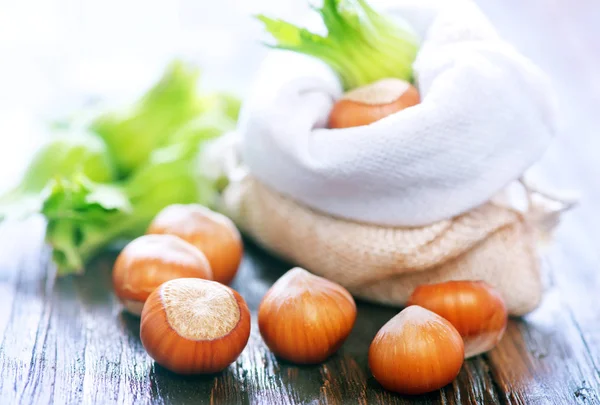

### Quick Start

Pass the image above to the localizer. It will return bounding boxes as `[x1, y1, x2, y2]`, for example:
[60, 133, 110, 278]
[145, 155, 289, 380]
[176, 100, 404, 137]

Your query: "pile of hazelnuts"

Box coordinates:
[113, 204, 508, 396]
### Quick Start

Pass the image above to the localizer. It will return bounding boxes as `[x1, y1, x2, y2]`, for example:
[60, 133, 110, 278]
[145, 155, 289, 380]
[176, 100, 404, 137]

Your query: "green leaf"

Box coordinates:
[90, 60, 205, 176]
[84, 183, 132, 212]
[257, 15, 332, 53]
[41, 150, 219, 276]
[257, 0, 419, 90]
[161, 111, 237, 162]
[0, 132, 115, 220]
[20, 132, 114, 192]
[41, 174, 132, 275]
[124, 149, 217, 220]
[6, 59, 241, 276]
[198, 92, 242, 122]
[258, 15, 318, 46]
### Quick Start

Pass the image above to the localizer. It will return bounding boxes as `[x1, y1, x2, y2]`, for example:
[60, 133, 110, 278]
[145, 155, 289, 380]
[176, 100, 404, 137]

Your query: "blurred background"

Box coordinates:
[0, 0, 315, 191]
[0, 0, 596, 195]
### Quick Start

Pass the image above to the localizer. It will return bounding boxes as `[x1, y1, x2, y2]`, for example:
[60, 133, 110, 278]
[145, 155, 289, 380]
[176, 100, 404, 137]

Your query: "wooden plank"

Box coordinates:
[0, 219, 53, 405]
[0, 232, 581, 405]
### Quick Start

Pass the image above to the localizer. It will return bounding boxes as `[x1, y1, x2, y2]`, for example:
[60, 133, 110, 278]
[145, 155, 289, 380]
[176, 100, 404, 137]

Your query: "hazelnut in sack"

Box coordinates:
[209, 0, 573, 316]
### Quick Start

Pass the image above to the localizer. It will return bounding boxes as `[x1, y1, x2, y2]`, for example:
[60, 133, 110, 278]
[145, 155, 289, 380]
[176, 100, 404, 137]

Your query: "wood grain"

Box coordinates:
[1, 0, 600, 404]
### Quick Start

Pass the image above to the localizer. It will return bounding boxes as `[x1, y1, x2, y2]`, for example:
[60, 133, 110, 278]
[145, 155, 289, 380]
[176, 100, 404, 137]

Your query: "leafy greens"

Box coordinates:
[0, 60, 239, 276]
[257, 0, 419, 90]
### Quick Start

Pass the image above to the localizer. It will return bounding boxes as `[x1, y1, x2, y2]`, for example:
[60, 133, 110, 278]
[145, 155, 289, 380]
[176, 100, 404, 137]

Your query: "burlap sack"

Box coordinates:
[221, 175, 558, 316]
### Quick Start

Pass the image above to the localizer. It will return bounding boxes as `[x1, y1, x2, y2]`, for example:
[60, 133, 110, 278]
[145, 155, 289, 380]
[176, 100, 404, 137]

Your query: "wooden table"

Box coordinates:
[1, 0, 599, 403]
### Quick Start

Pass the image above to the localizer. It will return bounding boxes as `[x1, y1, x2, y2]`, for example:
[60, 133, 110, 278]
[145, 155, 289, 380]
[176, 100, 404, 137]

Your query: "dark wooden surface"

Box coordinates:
[1, 0, 600, 404]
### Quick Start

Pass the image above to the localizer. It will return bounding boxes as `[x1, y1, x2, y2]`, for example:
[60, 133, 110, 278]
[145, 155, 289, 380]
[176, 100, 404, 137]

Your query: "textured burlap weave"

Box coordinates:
[222, 176, 544, 316]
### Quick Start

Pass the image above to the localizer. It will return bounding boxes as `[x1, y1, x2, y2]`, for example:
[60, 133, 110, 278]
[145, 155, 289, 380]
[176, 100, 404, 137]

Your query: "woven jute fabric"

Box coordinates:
[222, 176, 542, 316]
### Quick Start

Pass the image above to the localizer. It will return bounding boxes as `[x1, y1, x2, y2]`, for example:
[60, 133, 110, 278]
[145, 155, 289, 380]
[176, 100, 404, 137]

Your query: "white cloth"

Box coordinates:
[237, 0, 558, 226]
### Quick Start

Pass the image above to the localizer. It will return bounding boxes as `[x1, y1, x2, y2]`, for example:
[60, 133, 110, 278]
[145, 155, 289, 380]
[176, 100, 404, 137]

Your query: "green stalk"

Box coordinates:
[257, 0, 419, 90]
